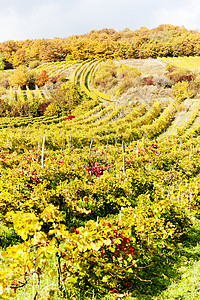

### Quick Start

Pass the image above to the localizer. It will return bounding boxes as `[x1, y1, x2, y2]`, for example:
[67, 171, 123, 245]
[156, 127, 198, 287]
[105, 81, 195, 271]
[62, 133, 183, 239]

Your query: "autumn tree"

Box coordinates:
[12, 47, 26, 68]
[36, 70, 49, 87]
[10, 65, 37, 89]
[49, 81, 88, 115]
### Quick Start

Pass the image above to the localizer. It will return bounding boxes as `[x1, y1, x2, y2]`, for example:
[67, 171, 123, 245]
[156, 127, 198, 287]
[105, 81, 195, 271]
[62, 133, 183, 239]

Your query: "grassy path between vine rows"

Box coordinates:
[163, 99, 192, 136]
[153, 218, 200, 300]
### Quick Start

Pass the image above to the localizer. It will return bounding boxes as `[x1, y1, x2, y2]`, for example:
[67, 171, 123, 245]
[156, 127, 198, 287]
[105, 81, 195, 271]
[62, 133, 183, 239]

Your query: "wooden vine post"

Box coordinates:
[69, 134, 72, 148]
[32, 232, 36, 300]
[122, 141, 125, 175]
[136, 140, 139, 159]
[89, 137, 93, 159]
[142, 135, 145, 149]
[189, 141, 193, 161]
[41, 136, 45, 168]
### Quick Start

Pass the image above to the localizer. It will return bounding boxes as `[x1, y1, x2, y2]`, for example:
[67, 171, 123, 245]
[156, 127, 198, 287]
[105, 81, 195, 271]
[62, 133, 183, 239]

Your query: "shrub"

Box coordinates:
[172, 81, 194, 102]
[44, 102, 59, 117]
[61, 218, 135, 292]
[50, 81, 88, 116]
[115, 77, 134, 96]
[10, 66, 37, 89]
[0, 71, 11, 89]
[49, 75, 67, 85]
[29, 99, 39, 117]
[93, 60, 118, 92]
[153, 75, 172, 88]
[117, 64, 141, 79]
[29, 60, 40, 69]
[188, 75, 200, 97]
[0, 78, 10, 89]
[165, 65, 196, 84]
[0, 98, 10, 116]
[26, 69, 37, 89]
[143, 76, 155, 86]
[38, 101, 51, 116]
[49, 75, 61, 84]
[115, 65, 142, 96]
[36, 70, 49, 87]
[0, 54, 5, 70]
[9, 65, 28, 89]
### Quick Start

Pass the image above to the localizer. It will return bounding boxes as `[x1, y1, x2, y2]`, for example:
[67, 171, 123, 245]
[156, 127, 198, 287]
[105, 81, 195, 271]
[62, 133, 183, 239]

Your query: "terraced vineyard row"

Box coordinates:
[1, 94, 199, 152]
[70, 59, 112, 102]
[36, 60, 79, 77]
[160, 99, 200, 138]
[3, 58, 200, 146]
[160, 56, 200, 71]
[0, 100, 103, 129]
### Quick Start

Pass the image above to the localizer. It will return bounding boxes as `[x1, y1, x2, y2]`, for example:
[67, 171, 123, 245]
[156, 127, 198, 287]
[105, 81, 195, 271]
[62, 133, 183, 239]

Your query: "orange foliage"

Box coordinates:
[1, 25, 200, 68]
[36, 70, 49, 87]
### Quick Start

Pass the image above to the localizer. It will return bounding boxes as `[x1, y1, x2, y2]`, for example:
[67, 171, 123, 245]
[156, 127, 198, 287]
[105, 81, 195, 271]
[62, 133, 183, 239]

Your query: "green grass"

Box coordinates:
[153, 218, 200, 300]
[8, 218, 200, 300]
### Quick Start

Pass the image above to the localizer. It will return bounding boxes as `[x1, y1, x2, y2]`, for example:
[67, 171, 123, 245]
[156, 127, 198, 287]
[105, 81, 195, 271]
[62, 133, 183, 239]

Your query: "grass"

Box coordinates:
[6, 218, 200, 300]
[160, 56, 200, 72]
[156, 261, 200, 299]
[153, 218, 200, 300]
[116, 59, 166, 77]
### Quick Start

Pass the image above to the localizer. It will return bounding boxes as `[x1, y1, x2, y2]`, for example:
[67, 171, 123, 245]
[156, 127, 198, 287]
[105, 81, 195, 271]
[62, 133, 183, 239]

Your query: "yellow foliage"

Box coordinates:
[172, 81, 193, 102]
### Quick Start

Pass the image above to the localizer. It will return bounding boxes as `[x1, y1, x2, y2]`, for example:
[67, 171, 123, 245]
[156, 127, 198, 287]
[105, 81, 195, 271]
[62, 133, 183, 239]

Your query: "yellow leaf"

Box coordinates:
[35, 257, 41, 268]
[94, 268, 101, 277]
[68, 277, 78, 284]
[48, 269, 57, 280]
[109, 246, 115, 253]
[102, 275, 110, 282]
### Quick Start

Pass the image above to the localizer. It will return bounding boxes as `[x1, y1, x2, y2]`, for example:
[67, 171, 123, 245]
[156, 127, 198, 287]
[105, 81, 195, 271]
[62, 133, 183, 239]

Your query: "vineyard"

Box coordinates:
[0, 56, 200, 300]
[160, 56, 200, 71]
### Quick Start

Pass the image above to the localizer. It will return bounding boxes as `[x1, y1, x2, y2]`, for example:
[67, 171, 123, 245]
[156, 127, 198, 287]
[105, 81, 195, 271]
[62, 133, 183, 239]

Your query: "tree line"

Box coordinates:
[0, 24, 200, 69]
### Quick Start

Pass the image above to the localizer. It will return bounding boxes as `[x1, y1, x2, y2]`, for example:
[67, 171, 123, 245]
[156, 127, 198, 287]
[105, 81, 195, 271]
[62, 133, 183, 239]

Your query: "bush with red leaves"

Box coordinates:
[65, 115, 75, 120]
[38, 102, 51, 116]
[165, 66, 196, 84]
[143, 76, 155, 85]
[36, 70, 49, 87]
[85, 162, 109, 177]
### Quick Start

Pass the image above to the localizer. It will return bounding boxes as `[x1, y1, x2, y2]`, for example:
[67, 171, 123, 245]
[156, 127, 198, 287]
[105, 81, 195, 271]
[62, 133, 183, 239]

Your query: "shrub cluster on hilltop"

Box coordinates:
[0, 25, 200, 68]
[92, 59, 200, 102]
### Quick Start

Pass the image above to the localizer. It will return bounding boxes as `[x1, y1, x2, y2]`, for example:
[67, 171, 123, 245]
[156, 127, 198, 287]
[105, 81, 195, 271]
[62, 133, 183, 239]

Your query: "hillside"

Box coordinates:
[0, 36, 200, 299]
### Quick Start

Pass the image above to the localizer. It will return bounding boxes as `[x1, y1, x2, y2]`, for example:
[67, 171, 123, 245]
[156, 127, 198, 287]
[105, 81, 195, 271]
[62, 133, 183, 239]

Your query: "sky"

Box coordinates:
[0, 0, 200, 42]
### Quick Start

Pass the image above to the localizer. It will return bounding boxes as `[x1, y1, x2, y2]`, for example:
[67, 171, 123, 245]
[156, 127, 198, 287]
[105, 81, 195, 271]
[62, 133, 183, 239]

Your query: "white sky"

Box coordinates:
[0, 0, 200, 42]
